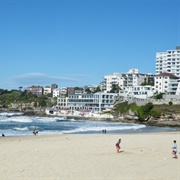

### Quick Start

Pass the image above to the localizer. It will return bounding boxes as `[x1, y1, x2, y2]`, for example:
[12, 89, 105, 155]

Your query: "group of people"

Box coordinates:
[115, 139, 178, 159]
[102, 129, 107, 134]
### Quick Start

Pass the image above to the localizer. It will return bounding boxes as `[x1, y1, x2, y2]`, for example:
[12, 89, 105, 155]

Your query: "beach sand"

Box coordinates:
[0, 132, 180, 180]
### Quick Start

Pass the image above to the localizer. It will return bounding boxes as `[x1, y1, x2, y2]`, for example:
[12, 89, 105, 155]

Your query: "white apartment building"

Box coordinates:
[156, 46, 180, 77]
[122, 85, 155, 99]
[53, 88, 60, 98]
[175, 80, 180, 95]
[104, 73, 124, 92]
[57, 92, 117, 112]
[44, 86, 51, 95]
[104, 69, 154, 92]
[154, 72, 179, 94]
[59, 87, 67, 97]
[53, 88, 67, 98]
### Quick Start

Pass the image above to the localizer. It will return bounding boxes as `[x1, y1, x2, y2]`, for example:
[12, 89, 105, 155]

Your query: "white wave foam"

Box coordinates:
[62, 124, 146, 134]
[39, 130, 63, 135]
[69, 118, 76, 121]
[13, 127, 29, 131]
[14, 117, 33, 123]
[34, 117, 58, 122]
[0, 116, 33, 123]
[0, 112, 24, 117]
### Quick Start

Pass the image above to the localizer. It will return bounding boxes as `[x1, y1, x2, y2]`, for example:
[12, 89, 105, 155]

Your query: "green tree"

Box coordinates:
[138, 102, 153, 119]
[38, 98, 46, 107]
[84, 87, 91, 94]
[150, 110, 161, 118]
[154, 93, 164, 99]
[34, 102, 37, 108]
[169, 101, 173, 105]
[110, 84, 120, 93]
[94, 86, 101, 93]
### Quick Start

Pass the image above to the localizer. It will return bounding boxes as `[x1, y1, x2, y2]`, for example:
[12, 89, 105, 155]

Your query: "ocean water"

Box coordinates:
[0, 112, 179, 136]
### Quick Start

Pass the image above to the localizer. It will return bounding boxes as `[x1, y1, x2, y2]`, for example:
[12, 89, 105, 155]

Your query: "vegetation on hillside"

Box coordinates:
[0, 89, 56, 109]
[111, 101, 162, 121]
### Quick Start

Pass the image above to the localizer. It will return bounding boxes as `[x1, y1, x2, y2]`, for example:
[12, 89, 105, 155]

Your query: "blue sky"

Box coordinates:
[0, 0, 179, 90]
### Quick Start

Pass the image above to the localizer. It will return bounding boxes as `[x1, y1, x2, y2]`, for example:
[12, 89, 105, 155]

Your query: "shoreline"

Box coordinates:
[1, 111, 180, 137]
[1, 132, 180, 179]
[1, 110, 180, 129]
[24, 111, 180, 128]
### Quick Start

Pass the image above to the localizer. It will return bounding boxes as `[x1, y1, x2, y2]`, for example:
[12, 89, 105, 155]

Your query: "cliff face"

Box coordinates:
[112, 103, 180, 127]
[146, 113, 180, 127]
[119, 110, 180, 127]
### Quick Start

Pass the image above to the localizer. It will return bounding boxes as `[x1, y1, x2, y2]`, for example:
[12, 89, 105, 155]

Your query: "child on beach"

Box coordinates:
[115, 139, 121, 153]
[172, 140, 178, 159]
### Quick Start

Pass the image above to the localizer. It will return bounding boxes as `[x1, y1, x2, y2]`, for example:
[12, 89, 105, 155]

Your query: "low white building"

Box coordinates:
[57, 92, 117, 112]
[175, 80, 180, 95]
[154, 72, 179, 94]
[123, 85, 155, 100]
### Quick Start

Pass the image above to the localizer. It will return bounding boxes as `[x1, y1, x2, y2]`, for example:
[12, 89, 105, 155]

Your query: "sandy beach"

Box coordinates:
[0, 132, 180, 180]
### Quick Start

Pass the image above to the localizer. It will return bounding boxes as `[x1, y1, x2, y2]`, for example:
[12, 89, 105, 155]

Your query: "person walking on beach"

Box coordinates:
[33, 128, 38, 135]
[115, 139, 121, 153]
[172, 140, 178, 159]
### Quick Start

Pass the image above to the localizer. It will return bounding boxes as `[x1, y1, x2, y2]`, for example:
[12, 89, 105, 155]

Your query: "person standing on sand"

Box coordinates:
[172, 140, 178, 159]
[115, 139, 121, 153]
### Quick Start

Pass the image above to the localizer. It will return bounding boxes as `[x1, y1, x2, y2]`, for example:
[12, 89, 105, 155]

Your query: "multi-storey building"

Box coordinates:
[57, 92, 117, 112]
[55, 88, 68, 107]
[27, 85, 43, 95]
[154, 72, 179, 94]
[104, 73, 124, 92]
[51, 84, 58, 92]
[104, 69, 154, 92]
[59, 87, 67, 97]
[156, 46, 180, 77]
[53, 87, 67, 98]
[44, 86, 51, 95]
[53, 88, 60, 98]
[123, 85, 155, 99]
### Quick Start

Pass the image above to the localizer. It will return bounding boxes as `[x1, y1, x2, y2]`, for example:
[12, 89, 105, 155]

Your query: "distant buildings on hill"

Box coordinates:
[26, 46, 180, 111]
[104, 68, 154, 92]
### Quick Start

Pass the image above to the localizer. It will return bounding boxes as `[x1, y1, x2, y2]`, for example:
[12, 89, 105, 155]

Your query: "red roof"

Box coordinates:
[156, 72, 179, 79]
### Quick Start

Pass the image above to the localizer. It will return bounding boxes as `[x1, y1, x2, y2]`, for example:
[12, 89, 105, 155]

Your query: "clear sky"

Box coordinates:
[0, 0, 180, 90]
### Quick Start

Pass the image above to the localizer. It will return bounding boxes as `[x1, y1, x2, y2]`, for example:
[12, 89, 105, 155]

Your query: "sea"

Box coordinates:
[0, 112, 180, 136]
